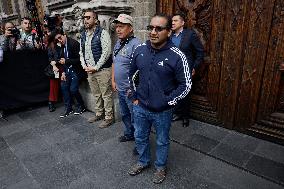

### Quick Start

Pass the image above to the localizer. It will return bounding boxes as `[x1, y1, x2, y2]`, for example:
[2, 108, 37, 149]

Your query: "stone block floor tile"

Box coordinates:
[183, 133, 220, 153]
[11, 138, 51, 158]
[17, 109, 42, 120]
[43, 127, 80, 146]
[193, 156, 284, 189]
[73, 146, 113, 174]
[32, 161, 83, 189]
[221, 132, 260, 152]
[245, 155, 284, 186]
[0, 136, 9, 151]
[32, 120, 67, 137]
[167, 142, 205, 173]
[254, 140, 284, 164]
[0, 161, 28, 188]
[0, 115, 23, 127]
[209, 143, 253, 167]
[66, 175, 96, 189]
[0, 148, 18, 168]
[3, 128, 40, 147]
[170, 119, 231, 143]
[91, 124, 120, 144]
[21, 151, 63, 176]
[6, 177, 41, 189]
[22, 116, 52, 128]
[0, 122, 31, 138]
[55, 135, 97, 164]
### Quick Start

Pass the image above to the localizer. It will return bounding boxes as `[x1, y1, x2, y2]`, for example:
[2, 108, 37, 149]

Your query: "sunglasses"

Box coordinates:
[146, 25, 168, 32]
[82, 16, 94, 20]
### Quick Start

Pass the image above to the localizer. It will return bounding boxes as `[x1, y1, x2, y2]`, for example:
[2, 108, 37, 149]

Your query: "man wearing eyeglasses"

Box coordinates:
[79, 9, 114, 128]
[127, 13, 191, 184]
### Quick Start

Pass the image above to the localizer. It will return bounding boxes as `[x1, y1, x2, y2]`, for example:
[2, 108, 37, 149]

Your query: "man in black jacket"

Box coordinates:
[127, 13, 191, 184]
[52, 29, 86, 117]
[171, 13, 204, 124]
[171, 13, 204, 74]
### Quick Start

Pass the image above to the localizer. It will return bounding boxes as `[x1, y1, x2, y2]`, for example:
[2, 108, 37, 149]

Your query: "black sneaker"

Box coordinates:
[60, 109, 73, 118]
[74, 106, 86, 115]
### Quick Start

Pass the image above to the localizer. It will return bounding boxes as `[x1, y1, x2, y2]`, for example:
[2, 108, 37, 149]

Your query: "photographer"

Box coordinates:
[44, 13, 63, 32]
[0, 22, 21, 51]
[19, 17, 40, 50]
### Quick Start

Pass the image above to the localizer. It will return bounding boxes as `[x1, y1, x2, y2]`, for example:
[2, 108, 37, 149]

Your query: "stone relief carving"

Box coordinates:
[74, 7, 84, 32]
[59, 0, 132, 39]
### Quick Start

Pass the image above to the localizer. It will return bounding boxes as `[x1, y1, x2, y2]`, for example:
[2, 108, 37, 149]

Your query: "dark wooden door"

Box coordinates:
[157, 0, 284, 143]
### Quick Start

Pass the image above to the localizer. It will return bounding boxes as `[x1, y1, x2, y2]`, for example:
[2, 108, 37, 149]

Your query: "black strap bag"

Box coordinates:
[44, 64, 55, 78]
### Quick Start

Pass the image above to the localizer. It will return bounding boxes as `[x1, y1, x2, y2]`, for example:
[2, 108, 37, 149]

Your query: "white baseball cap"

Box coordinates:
[113, 14, 133, 26]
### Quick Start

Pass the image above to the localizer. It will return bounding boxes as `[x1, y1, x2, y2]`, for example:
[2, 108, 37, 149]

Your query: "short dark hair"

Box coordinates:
[83, 9, 98, 20]
[173, 12, 187, 22]
[152, 13, 172, 30]
[21, 17, 31, 21]
[50, 28, 64, 39]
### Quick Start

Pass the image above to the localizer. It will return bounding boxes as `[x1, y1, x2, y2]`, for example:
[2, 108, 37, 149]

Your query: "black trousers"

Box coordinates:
[174, 93, 191, 126]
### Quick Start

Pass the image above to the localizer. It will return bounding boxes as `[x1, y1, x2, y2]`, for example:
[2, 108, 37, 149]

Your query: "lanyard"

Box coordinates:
[64, 42, 69, 59]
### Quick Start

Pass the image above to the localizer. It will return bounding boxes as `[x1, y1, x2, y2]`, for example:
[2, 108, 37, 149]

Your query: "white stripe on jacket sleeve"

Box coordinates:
[168, 47, 192, 105]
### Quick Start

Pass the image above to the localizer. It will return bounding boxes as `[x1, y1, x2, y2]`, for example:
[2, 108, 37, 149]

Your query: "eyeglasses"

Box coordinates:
[146, 25, 168, 32]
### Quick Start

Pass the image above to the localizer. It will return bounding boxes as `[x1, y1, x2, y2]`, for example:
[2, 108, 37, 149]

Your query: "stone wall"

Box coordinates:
[127, 0, 156, 42]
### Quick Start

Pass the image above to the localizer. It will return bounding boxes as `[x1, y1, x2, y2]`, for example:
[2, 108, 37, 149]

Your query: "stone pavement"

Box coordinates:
[0, 104, 284, 189]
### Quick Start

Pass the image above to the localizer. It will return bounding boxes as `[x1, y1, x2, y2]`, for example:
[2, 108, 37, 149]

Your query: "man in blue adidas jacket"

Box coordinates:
[127, 13, 192, 184]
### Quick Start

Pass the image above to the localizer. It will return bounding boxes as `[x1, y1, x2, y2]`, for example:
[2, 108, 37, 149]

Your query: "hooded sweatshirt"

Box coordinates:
[129, 40, 192, 112]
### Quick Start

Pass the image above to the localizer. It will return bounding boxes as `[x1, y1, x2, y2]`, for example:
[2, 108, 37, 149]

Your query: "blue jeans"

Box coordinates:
[133, 104, 173, 170]
[61, 70, 84, 111]
[118, 91, 134, 138]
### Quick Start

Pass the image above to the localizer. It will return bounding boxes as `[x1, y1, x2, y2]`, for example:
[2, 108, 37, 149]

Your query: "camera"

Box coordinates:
[44, 14, 62, 32]
[8, 28, 21, 39]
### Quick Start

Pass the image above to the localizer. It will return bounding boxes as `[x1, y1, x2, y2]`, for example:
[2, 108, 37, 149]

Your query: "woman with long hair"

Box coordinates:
[47, 33, 62, 112]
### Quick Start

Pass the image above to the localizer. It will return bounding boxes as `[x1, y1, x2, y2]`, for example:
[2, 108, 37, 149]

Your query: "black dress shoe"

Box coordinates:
[48, 102, 56, 112]
[182, 118, 189, 127]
